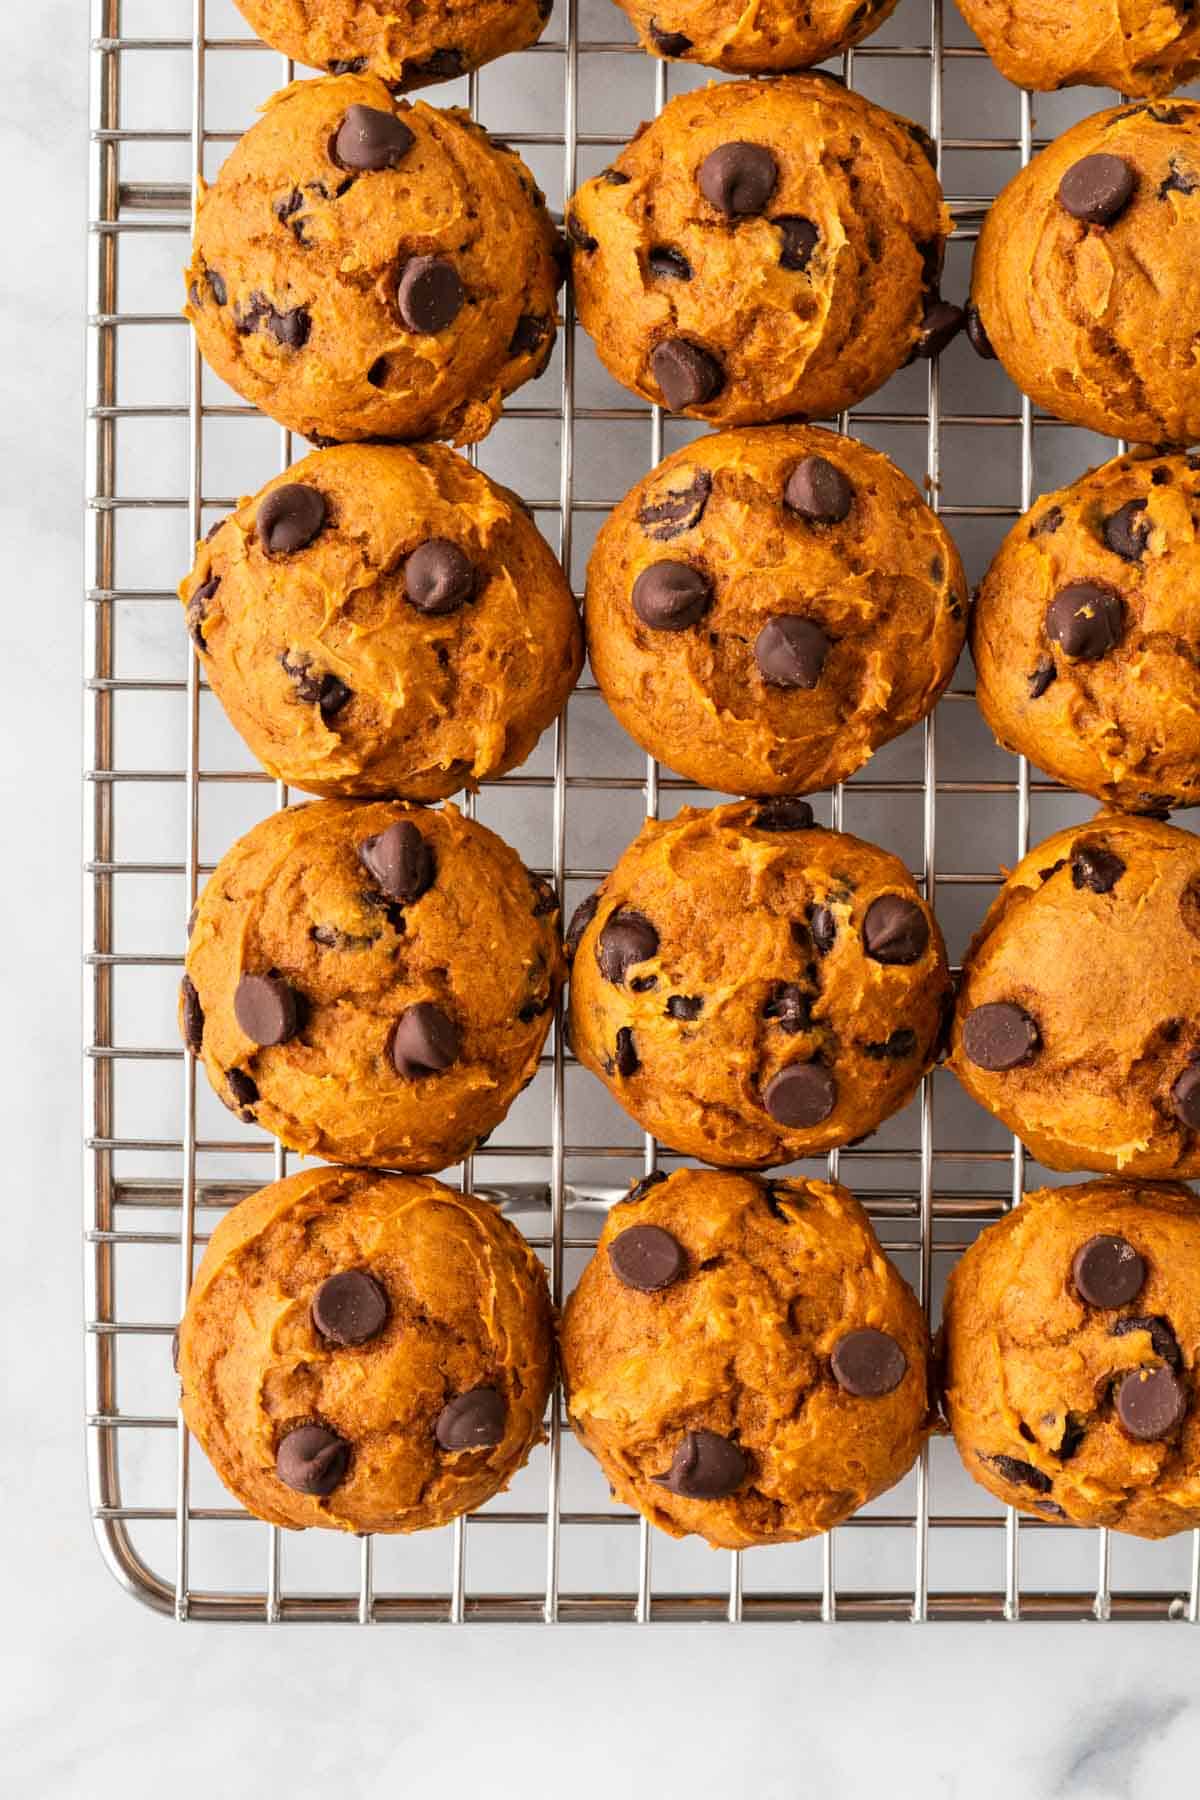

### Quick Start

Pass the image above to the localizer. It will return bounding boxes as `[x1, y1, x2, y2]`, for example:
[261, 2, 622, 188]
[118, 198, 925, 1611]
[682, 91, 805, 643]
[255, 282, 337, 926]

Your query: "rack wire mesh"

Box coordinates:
[85, 0, 1200, 1622]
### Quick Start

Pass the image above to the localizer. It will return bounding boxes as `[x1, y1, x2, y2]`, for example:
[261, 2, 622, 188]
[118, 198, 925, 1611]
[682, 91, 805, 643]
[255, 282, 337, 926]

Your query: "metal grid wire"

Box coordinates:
[85, 0, 1200, 1622]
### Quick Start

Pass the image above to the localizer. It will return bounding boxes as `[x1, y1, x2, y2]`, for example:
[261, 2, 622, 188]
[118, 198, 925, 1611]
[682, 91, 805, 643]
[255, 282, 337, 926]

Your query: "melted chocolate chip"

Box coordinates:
[509, 313, 550, 358]
[1058, 154, 1136, 224]
[226, 1068, 258, 1116]
[698, 142, 778, 217]
[398, 256, 465, 333]
[650, 339, 723, 412]
[665, 994, 703, 1021]
[831, 1328, 907, 1397]
[597, 910, 659, 984]
[179, 976, 204, 1053]
[985, 1452, 1053, 1494]
[602, 168, 632, 186]
[1071, 844, 1125, 894]
[236, 292, 311, 349]
[276, 1424, 350, 1495]
[637, 469, 711, 541]
[1028, 657, 1057, 699]
[962, 1002, 1040, 1072]
[762, 1061, 836, 1127]
[258, 484, 327, 556]
[965, 301, 996, 359]
[186, 576, 219, 649]
[390, 1002, 460, 1076]
[1072, 1234, 1146, 1309]
[1103, 499, 1150, 563]
[775, 216, 818, 272]
[1170, 1062, 1200, 1128]
[333, 104, 416, 171]
[280, 652, 352, 719]
[752, 798, 816, 832]
[614, 1026, 640, 1077]
[565, 892, 600, 961]
[1045, 582, 1123, 660]
[762, 983, 812, 1034]
[632, 561, 713, 631]
[234, 973, 302, 1047]
[1030, 505, 1064, 539]
[648, 19, 693, 54]
[404, 539, 475, 614]
[1116, 1365, 1187, 1441]
[312, 1270, 388, 1345]
[358, 820, 435, 903]
[1159, 158, 1200, 199]
[609, 1223, 686, 1292]
[654, 1430, 746, 1498]
[863, 1027, 918, 1060]
[435, 1388, 506, 1450]
[808, 905, 836, 954]
[648, 245, 693, 281]
[328, 57, 368, 74]
[862, 895, 929, 966]
[403, 47, 465, 84]
[625, 1170, 668, 1204]
[914, 298, 966, 358]
[784, 456, 854, 523]
[566, 211, 598, 254]
[1111, 1315, 1181, 1369]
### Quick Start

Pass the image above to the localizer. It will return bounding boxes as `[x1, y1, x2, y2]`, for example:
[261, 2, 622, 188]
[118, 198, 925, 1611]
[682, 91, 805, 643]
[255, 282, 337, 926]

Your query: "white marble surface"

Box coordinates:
[4, 4, 1200, 1794]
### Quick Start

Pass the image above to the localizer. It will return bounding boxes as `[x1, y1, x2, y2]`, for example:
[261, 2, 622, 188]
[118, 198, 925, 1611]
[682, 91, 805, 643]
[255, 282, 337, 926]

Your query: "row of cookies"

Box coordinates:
[177, 1160, 1200, 1548]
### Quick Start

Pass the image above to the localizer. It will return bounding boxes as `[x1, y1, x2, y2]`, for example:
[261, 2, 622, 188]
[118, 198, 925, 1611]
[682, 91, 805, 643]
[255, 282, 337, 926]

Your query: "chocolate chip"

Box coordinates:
[862, 895, 929, 965]
[602, 168, 632, 186]
[831, 1328, 907, 1397]
[775, 216, 818, 272]
[266, 303, 310, 348]
[1159, 157, 1200, 199]
[1035, 1501, 1067, 1518]
[1116, 1365, 1187, 1441]
[597, 910, 658, 984]
[965, 301, 996, 359]
[171, 1327, 181, 1373]
[637, 470, 711, 541]
[1073, 1234, 1146, 1309]
[529, 871, 558, 917]
[1071, 845, 1125, 894]
[914, 299, 965, 358]
[178, 976, 204, 1054]
[1039, 859, 1067, 884]
[1057, 1416, 1086, 1460]
[762, 983, 812, 1034]
[625, 1170, 668, 1204]
[762, 1061, 836, 1127]
[985, 1452, 1053, 1494]
[614, 1026, 640, 1077]
[279, 652, 350, 718]
[1171, 1063, 1200, 1128]
[1059, 154, 1136, 224]
[632, 561, 712, 631]
[754, 616, 831, 689]
[358, 820, 435, 903]
[609, 1223, 686, 1292]
[752, 799, 815, 832]
[390, 1002, 460, 1076]
[654, 1430, 746, 1498]
[435, 1388, 506, 1451]
[698, 143, 777, 217]
[863, 1027, 918, 1060]
[648, 245, 692, 281]
[508, 313, 549, 356]
[1104, 499, 1150, 562]
[226, 1068, 258, 1116]
[186, 576, 219, 650]
[403, 47, 464, 84]
[312, 1270, 389, 1345]
[333, 104, 416, 171]
[258, 483, 327, 557]
[565, 891, 600, 961]
[276, 1424, 350, 1495]
[629, 974, 657, 994]
[328, 57, 368, 74]
[784, 456, 854, 524]
[1030, 505, 1064, 539]
[1028, 657, 1057, 699]
[650, 340, 723, 412]
[398, 256, 464, 333]
[1111, 1315, 1180, 1368]
[665, 994, 702, 1021]
[404, 539, 475, 614]
[366, 355, 390, 387]
[566, 211, 598, 254]
[648, 19, 692, 54]
[809, 905, 836, 954]
[234, 973, 302, 1047]
[962, 1002, 1040, 1071]
[1045, 582, 1123, 660]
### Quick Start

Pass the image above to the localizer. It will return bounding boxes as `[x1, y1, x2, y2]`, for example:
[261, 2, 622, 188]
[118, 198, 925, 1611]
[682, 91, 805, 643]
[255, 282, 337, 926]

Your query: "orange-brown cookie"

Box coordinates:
[586, 425, 966, 797]
[567, 800, 951, 1167]
[566, 76, 955, 427]
[185, 73, 562, 445]
[972, 451, 1200, 814]
[942, 1179, 1200, 1539]
[561, 1167, 931, 1550]
[617, 0, 898, 76]
[949, 812, 1200, 1176]
[180, 443, 581, 800]
[233, 0, 552, 91]
[179, 1165, 554, 1533]
[955, 1, 1200, 97]
[971, 100, 1200, 444]
[182, 799, 564, 1172]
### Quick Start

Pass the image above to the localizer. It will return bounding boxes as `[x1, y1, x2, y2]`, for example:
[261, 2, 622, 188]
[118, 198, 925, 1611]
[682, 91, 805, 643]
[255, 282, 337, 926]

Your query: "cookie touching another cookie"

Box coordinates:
[233, 0, 552, 92]
[956, 0, 1200, 98]
[617, 0, 898, 76]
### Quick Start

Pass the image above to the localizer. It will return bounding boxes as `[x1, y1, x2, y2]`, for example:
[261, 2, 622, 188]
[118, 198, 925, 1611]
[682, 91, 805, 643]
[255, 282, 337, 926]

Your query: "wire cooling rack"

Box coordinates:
[85, 0, 1200, 1623]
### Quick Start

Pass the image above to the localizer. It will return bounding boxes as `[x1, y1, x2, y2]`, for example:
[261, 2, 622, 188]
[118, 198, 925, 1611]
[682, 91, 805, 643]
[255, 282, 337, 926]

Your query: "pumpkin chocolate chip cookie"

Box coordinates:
[955, 1, 1200, 98]
[972, 451, 1200, 814]
[949, 812, 1200, 1175]
[561, 1167, 931, 1549]
[565, 76, 955, 427]
[586, 425, 967, 797]
[180, 443, 581, 800]
[567, 800, 951, 1167]
[185, 72, 562, 446]
[182, 799, 565, 1171]
[942, 1179, 1200, 1538]
[971, 100, 1200, 444]
[615, 0, 898, 77]
[233, 0, 552, 92]
[178, 1165, 554, 1533]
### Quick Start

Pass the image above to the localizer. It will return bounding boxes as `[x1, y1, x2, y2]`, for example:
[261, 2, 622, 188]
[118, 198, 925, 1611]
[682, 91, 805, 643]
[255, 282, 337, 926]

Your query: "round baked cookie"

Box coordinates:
[561, 1167, 931, 1549]
[972, 451, 1200, 815]
[180, 443, 581, 800]
[942, 1179, 1200, 1538]
[567, 800, 951, 1167]
[233, 0, 551, 92]
[565, 76, 955, 428]
[586, 425, 967, 797]
[955, 1, 1200, 98]
[179, 1165, 553, 1533]
[182, 799, 565, 1171]
[949, 812, 1200, 1176]
[615, 0, 898, 77]
[971, 100, 1200, 444]
[184, 73, 562, 446]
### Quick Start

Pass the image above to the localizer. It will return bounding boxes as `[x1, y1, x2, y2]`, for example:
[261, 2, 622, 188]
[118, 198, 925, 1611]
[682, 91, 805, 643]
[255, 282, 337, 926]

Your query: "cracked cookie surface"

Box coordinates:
[560, 1166, 931, 1549]
[233, 0, 551, 92]
[565, 76, 952, 427]
[955, 0, 1200, 97]
[184, 73, 562, 445]
[972, 450, 1200, 814]
[971, 100, 1200, 444]
[182, 798, 565, 1171]
[179, 1165, 553, 1533]
[942, 1178, 1200, 1538]
[586, 425, 966, 797]
[180, 443, 581, 800]
[949, 812, 1200, 1176]
[615, 0, 898, 76]
[567, 800, 951, 1167]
